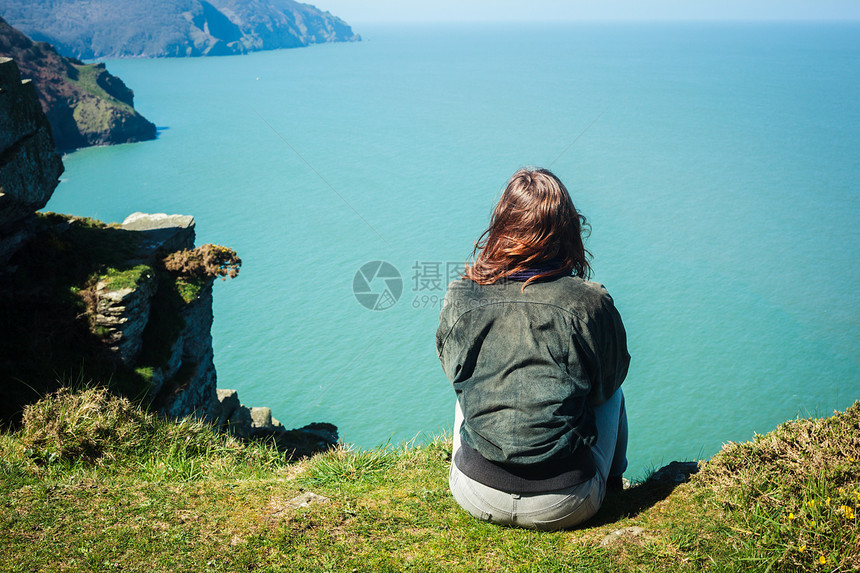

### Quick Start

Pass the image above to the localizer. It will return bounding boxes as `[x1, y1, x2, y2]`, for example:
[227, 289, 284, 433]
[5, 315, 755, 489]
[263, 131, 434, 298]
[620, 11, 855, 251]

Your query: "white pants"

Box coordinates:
[449, 388, 627, 530]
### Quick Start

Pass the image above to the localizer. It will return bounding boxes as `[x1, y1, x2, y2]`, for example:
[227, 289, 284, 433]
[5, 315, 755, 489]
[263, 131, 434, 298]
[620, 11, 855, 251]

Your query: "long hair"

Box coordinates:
[464, 168, 592, 288]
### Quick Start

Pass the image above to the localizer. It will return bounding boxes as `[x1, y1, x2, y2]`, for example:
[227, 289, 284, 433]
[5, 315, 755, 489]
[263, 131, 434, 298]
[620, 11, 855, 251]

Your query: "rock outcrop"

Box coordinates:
[0, 208, 338, 456]
[0, 56, 63, 266]
[0, 17, 156, 151]
[0, 0, 360, 59]
[81, 213, 216, 418]
[54, 211, 338, 456]
[210, 388, 339, 458]
[0, 62, 336, 457]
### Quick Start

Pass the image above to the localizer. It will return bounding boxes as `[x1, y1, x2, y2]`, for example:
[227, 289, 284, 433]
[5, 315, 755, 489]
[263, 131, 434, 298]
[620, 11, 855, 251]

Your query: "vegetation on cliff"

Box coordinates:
[1, 387, 856, 572]
[0, 17, 156, 151]
[0, 0, 360, 59]
[0, 214, 143, 420]
[0, 213, 238, 424]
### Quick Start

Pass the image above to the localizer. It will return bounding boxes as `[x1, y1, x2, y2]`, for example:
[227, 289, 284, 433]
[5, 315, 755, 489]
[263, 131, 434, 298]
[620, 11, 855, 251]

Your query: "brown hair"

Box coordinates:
[464, 168, 591, 288]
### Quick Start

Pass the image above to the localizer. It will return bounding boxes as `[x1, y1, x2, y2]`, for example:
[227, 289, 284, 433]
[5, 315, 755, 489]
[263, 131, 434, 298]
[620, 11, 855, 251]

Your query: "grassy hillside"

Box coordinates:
[0, 17, 156, 150]
[1, 388, 857, 572]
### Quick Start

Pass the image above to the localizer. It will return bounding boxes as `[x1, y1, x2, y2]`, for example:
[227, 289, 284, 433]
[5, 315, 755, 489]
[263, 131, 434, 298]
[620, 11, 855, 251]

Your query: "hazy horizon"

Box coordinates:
[314, 0, 860, 25]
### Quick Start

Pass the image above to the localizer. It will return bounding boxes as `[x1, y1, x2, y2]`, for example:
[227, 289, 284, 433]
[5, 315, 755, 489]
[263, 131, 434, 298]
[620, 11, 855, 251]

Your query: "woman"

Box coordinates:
[435, 168, 630, 530]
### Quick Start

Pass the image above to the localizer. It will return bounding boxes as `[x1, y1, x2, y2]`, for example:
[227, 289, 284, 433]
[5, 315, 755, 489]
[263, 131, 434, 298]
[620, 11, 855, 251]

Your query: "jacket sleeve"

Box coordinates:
[571, 287, 630, 406]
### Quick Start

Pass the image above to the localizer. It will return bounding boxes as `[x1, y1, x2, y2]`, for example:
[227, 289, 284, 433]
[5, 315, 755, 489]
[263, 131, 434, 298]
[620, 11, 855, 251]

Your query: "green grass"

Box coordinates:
[691, 408, 860, 571]
[1, 389, 857, 572]
[101, 264, 154, 290]
[70, 64, 134, 112]
[175, 277, 205, 303]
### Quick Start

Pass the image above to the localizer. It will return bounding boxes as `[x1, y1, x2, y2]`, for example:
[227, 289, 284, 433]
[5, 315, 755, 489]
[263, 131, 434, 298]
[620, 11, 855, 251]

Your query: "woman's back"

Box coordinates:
[437, 167, 630, 530]
[437, 275, 628, 466]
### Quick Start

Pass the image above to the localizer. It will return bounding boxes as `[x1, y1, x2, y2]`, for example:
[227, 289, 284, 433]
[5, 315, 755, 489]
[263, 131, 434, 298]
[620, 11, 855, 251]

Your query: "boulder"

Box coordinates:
[227, 405, 252, 440]
[271, 422, 339, 459]
[251, 406, 273, 429]
[121, 212, 196, 258]
[208, 388, 240, 426]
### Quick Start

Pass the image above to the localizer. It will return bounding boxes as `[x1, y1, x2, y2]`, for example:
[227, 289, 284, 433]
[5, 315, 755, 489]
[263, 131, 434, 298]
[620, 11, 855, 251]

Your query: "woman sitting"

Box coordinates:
[436, 167, 630, 530]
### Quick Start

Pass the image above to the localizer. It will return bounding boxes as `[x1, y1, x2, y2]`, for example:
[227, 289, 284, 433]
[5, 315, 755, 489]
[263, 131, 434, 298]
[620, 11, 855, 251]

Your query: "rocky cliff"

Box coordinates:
[0, 57, 63, 266]
[0, 0, 360, 59]
[0, 17, 156, 151]
[0, 56, 335, 457]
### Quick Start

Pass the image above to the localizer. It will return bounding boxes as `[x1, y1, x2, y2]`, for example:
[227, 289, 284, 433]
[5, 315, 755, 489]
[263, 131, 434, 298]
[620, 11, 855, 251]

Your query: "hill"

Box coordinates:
[0, 0, 360, 59]
[0, 17, 156, 150]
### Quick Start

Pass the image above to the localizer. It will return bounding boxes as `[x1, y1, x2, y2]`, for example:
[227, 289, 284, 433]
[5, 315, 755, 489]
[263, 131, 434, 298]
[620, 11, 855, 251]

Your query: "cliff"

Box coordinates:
[0, 57, 63, 266]
[0, 55, 335, 456]
[0, 0, 360, 59]
[0, 17, 156, 151]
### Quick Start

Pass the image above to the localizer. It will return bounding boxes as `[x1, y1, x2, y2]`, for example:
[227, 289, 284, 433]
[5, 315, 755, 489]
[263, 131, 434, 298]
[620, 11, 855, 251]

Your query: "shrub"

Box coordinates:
[16, 386, 287, 478]
[163, 244, 241, 281]
[694, 401, 860, 571]
[19, 386, 154, 464]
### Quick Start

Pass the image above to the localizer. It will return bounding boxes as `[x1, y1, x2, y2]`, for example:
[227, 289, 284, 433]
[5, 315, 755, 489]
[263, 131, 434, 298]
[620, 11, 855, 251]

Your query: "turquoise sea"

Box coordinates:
[47, 23, 859, 478]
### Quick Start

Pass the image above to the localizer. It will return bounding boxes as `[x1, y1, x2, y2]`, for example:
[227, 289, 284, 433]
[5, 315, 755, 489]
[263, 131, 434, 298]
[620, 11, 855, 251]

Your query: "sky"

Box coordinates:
[314, 0, 860, 24]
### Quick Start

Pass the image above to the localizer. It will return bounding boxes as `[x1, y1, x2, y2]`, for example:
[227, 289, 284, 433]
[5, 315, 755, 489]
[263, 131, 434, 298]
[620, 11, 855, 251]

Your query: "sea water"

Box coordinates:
[47, 23, 860, 478]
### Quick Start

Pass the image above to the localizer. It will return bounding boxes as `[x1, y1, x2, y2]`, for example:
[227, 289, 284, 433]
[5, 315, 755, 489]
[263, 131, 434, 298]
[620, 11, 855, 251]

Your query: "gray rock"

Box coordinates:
[266, 491, 331, 523]
[121, 212, 195, 232]
[0, 122, 62, 227]
[203, 387, 332, 458]
[227, 405, 252, 440]
[248, 406, 285, 435]
[250, 406, 273, 429]
[208, 388, 240, 426]
[156, 358, 218, 420]
[0, 58, 43, 151]
[150, 278, 218, 419]
[286, 492, 330, 510]
[121, 212, 196, 258]
[91, 270, 158, 365]
[0, 58, 63, 251]
[271, 422, 339, 459]
[600, 526, 646, 547]
[297, 422, 339, 445]
[179, 281, 214, 360]
[0, 217, 35, 268]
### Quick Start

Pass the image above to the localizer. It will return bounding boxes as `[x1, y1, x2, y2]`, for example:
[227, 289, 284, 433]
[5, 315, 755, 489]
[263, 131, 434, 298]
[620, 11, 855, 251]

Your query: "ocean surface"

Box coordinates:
[47, 23, 859, 479]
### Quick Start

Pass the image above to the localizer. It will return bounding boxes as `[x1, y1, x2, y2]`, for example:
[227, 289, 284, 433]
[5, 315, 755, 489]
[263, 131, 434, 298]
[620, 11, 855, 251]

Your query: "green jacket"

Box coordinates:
[436, 275, 630, 467]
